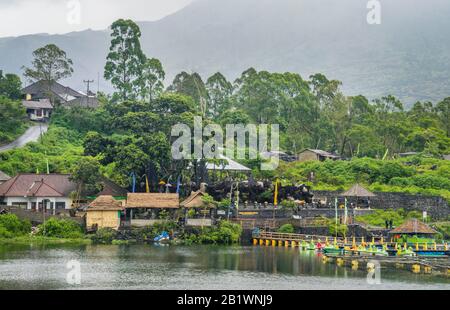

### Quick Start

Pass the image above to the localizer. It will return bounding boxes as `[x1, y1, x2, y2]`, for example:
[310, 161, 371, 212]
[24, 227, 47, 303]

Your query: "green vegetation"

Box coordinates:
[37, 218, 85, 239]
[183, 221, 242, 245]
[278, 224, 294, 233]
[0, 125, 84, 176]
[355, 209, 427, 228]
[91, 228, 117, 244]
[275, 156, 450, 202]
[0, 96, 28, 145]
[0, 214, 31, 239]
[0, 19, 449, 212]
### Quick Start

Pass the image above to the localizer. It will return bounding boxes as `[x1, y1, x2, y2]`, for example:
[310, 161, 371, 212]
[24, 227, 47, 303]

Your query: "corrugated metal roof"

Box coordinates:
[205, 155, 251, 172]
[22, 99, 53, 109]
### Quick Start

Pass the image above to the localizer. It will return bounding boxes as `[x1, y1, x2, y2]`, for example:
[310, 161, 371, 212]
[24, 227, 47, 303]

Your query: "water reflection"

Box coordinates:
[0, 244, 449, 290]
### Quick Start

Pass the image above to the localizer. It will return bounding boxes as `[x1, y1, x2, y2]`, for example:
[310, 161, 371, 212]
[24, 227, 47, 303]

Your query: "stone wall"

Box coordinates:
[312, 190, 449, 220]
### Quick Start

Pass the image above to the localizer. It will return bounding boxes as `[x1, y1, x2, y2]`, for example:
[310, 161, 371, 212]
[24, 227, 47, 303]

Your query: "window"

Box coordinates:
[56, 202, 66, 210]
[36, 109, 42, 117]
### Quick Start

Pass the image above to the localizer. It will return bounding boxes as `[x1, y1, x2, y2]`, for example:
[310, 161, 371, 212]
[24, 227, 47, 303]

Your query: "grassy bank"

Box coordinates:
[0, 236, 91, 246]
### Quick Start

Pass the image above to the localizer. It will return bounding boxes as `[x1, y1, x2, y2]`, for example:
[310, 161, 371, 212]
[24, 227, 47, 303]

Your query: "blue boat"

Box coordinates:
[154, 231, 170, 244]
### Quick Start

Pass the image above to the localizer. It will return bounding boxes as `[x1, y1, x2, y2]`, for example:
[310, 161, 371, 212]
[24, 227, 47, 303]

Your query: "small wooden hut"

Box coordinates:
[86, 195, 124, 230]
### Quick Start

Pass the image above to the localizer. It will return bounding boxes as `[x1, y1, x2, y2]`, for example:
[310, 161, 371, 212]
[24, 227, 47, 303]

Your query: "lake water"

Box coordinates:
[0, 244, 449, 290]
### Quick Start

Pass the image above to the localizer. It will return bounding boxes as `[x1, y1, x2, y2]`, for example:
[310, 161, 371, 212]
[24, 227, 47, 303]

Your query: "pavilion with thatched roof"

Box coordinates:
[389, 219, 438, 244]
[390, 219, 437, 236]
[180, 191, 216, 227]
[340, 183, 375, 209]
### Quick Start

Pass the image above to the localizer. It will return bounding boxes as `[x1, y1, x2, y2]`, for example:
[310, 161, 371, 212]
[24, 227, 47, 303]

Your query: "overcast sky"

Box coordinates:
[0, 0, 193, 38]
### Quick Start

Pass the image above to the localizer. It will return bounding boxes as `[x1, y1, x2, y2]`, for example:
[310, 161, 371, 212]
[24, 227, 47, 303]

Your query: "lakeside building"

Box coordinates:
[86, 195, 125, 231]
[0, 173, 127, 214]
[297, 149, 341, 162]
[124, 193, 180, 227]
[180, 190, 216, 227]
[389, 219, 438, 244]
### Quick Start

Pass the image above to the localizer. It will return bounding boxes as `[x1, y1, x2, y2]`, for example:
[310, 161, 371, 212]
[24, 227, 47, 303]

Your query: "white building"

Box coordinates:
[0, 174, 76, 213]
[22, 99, 53, 121]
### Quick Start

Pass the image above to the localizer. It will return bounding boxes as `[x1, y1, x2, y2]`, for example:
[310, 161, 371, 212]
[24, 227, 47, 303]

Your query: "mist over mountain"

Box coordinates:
[1, 0, 449, 104]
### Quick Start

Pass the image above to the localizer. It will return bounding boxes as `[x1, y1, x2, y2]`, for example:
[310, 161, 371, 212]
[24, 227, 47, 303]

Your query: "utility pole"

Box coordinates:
[83, 80, 94, 95]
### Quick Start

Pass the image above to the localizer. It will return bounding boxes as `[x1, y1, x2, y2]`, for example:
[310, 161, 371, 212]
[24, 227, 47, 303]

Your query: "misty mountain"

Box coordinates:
[1, 0, 449, 105]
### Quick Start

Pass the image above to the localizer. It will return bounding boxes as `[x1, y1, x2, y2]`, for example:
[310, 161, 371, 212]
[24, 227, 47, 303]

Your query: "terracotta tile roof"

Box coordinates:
[390, 219, 437, 235]
[26, 180, 64, 197]
[126, 193, 179, 209]
[341, 184, 376, 197]
[88, 195, 124, 211]
[0, 174, 77, 197]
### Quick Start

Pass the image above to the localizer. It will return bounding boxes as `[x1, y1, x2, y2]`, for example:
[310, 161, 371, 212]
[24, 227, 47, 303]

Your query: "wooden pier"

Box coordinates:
[252, 231, 450, 276]
[253, 231, 449, 251]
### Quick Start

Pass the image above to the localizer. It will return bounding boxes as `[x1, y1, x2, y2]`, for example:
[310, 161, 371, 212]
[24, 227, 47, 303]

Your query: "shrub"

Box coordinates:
[0, 214, 31, 237]
[37, 218, 84, 238]
[278, 224, 295, 233]
[328, 223, 348, 237]
[91, 228, 117, 244]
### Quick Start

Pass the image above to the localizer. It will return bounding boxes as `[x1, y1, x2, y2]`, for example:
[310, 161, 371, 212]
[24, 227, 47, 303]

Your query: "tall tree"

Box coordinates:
[139, 58, 165, 103]
[206, 72, 233, 118]
[436, 97, 450, 137]
[168, 72, 208, 116]
[22, 44, 73, 83]
[0, 71, 22, 100]
[104, 19, 146, 101]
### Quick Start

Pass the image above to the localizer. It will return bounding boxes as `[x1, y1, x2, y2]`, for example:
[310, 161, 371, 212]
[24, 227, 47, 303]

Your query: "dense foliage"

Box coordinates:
[1, 19, 449, 204]
[0, 214, 31, 239]
[0, 96, 28, 144]
[183, 221, 242, 245]
[36, 218, 84, 239]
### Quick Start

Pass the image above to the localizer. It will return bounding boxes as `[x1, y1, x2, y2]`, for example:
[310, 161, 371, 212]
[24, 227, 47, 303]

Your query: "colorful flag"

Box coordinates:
[131, 172, 136, 193]
[145, 175, 150, 193]
[176, 176, 181, 194]
[274, 178, 279, 206]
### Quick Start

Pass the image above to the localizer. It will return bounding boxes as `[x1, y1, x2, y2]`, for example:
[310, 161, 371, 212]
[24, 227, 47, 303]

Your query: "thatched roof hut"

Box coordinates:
[88, 195, 124, 211]
[180, 191, 216, 209]
[341, 184, 376, 197]
[126, 193, 179, 209]
[390, 219, 437, 235]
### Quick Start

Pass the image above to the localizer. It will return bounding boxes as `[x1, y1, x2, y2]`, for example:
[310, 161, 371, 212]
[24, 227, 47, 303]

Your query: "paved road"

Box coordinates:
[0, 124, 48, 153]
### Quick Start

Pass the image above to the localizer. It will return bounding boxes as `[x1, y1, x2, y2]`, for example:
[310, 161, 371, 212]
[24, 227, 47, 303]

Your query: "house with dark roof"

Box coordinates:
[297, 149, 341, 162]
[0, 174, 77, 213]
[22, 99, 53, 121]
[22, 80, 99, 110]
[0, 173, 128, 213]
